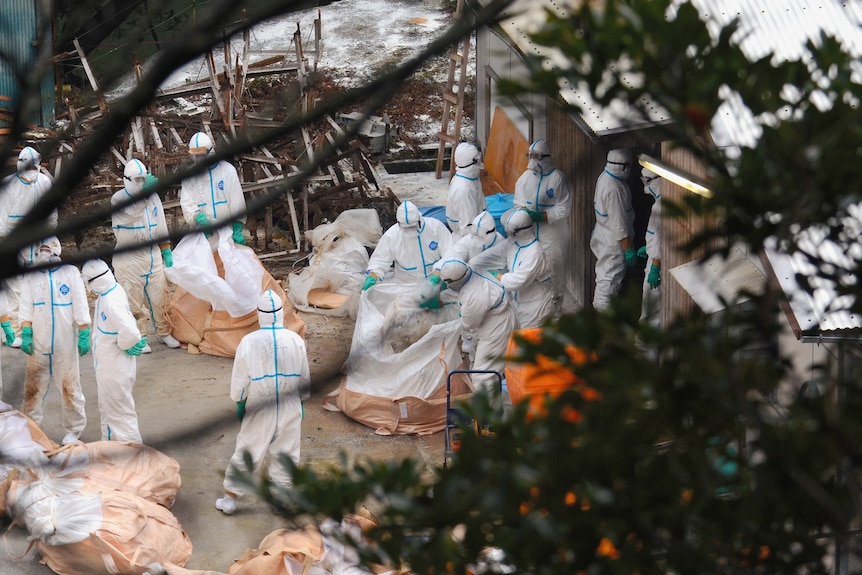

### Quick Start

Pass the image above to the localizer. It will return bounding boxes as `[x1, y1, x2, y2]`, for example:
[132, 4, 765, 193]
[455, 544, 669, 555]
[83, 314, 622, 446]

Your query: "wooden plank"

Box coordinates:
[169, 127, 185, 149]
[132, 117, 145, 153]
[149, 119, 164, 149]
[482, 105, 529, 196]
[73, 37, 108, 115]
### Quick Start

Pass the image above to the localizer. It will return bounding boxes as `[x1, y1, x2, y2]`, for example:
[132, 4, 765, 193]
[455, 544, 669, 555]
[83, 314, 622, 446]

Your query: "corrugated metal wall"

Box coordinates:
[547, 100, 604, 311]
[0, 0, 54, 127]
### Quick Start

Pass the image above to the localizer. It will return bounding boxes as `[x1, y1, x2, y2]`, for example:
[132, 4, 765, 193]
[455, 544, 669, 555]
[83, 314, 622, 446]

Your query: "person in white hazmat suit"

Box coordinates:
[82, 259, 148, 443]
[512, 139, 572, 313]
[499, 209, 554, 329]
[18, 237, 91, 446]
[438, 258, 518, 395]
[590, 148, 636, 311]
[215, 289, 311, 516]
[638, 168, 662, 326]
[0, 146, 58, 348]
[362, 200, 453, 290]
[420, 210, 508, 309]
[446, 142, 486, 239]
[441, 209, 507, 275]
[111, 159, 180, 352]
[180, 132, 248, 248]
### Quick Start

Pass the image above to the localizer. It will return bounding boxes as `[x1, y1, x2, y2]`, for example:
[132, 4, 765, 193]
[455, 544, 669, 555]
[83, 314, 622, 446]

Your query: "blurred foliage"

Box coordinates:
[254, 0, 862, 573]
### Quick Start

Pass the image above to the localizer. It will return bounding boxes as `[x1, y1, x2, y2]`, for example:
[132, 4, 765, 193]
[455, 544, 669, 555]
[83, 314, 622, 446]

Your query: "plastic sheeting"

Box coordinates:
[287, 209, 381, 318]
[167, 237, 306, 358]
[323, 282, 472, 435]
[166, 233, 264, 318]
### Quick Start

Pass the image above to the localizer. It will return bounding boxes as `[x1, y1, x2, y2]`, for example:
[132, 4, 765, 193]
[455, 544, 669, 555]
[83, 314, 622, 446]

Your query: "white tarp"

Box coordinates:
[165, 232, 264, 318]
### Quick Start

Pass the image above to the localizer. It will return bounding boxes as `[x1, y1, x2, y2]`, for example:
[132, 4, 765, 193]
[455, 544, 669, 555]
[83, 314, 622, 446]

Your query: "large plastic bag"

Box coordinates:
[323, 282, 470, 435]
[46, 441, 182, 509]
[6, 478, 192, 575]
[166, 232, 264, 318]
[0, 403, 57, 516]
[288, 209, 381, 318]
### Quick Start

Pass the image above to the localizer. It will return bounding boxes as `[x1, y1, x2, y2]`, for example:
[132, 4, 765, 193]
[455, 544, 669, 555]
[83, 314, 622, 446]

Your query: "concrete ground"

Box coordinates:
[0, 310, 445, 574]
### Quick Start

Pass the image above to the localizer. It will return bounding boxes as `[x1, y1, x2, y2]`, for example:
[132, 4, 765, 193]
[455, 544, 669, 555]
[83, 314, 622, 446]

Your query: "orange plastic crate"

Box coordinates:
[504, 329, 597, 418]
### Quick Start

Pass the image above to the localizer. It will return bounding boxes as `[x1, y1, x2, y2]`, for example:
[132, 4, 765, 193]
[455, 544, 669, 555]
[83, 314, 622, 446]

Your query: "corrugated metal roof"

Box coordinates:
[494, 1, 862, 145]
[497, 0, 674, 137]
[764, 225, 862, 336]
[696, 0, 862, 151]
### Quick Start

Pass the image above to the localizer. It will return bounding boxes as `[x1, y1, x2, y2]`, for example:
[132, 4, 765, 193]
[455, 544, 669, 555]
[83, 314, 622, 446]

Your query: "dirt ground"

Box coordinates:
[0, 305, 446, 574]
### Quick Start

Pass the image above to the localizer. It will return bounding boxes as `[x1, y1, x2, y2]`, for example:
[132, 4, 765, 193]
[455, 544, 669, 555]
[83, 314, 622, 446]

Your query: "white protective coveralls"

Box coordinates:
[436, 209, 507, 276]
[18, 238, 90, 444]
[221, 289, 311, 506]
[590, 148, 635, 310]
[366, 200, 453, 285]
[180, 133, 247, 248]
[83, 260, 144, 443]
[439, 259, 518, 394]
[0, 147, 58, 344]
[111, 159, 174, 342]
[513, 139, 572, 311]
[500, 210, 554, 329]
[446, 143, 486, 239]
[639, 169, 662, 326]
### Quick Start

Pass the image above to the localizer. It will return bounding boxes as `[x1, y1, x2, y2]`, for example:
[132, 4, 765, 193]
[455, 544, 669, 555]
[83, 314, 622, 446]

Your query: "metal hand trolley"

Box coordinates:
[444, 369, 503, 468]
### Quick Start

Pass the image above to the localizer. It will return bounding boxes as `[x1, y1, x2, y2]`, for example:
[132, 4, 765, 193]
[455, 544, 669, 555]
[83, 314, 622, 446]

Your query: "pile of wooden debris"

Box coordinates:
[37, 10, 401, 261]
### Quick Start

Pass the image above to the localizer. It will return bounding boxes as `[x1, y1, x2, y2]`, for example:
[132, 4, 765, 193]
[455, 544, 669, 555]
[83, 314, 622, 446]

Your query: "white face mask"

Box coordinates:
[125, 174, 146, 194]
[399, 224, 420, 238]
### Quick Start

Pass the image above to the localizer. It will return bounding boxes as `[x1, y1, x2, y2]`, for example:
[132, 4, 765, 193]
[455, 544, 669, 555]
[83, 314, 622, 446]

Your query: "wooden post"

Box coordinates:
[72, 37, 108, 116]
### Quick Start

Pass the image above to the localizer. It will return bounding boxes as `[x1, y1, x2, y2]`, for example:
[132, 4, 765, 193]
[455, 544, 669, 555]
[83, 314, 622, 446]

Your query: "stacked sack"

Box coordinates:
[0, 401, 192, 575]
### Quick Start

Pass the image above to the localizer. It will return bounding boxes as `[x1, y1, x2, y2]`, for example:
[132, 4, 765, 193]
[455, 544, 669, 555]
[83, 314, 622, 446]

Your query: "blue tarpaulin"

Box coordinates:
[420, 193, 514, 237]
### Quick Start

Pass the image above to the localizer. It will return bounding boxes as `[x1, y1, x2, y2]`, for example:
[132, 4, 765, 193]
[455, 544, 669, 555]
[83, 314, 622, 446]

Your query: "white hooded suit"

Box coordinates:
[223, 290, 311, 496]
[640, 174, 662, 326]
[500, 211, 554, 329]
[446, 143, 486, 239]
[440, 259, 518, 394]
[0, 147, 58, 338]
[18, 252, 90, 437]
[366, 200, 453, 285]
[513, 140, 572, 310]
[590, 151, 635, 310]
[180, 157, 247, 246]
[111, 162, 172, 339]
[84, 261, 144, 443]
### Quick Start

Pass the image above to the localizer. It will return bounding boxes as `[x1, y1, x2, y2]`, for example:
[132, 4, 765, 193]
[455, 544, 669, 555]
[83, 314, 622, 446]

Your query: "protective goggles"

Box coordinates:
[608, 160, 630, 169]
[641, 175, 658, 184]
[527, 152, 550, 160]
[124, 175, 147, 184]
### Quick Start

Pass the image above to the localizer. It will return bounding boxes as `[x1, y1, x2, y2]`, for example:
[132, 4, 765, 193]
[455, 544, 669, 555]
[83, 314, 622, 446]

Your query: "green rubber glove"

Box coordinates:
[428, 273, 442, 286]
[125, 337, 148, 356]
[77, 326, 91, 356]
[161, 248, 173, 268]
[624, 248, 637, 267]
[194, 212, 212, 238]
[362, 273, 378, 291]
[419, 297, 442, 310]
[648, 263, 661, 289]
[231, 221, 246, 245]
[525, 208, 543, 223]
[637, 246, 648, 259]
[143, 173, 159, 191]
[1, 321, 15, 346]
[236, 400, 247, 422]
[20, 326, 34, 355]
